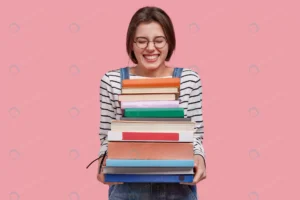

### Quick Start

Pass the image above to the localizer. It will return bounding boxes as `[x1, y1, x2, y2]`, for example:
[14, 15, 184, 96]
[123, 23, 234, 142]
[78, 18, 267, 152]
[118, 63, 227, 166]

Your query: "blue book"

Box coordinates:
[105, 174, 194, 183]
[106, 159, 194, 167]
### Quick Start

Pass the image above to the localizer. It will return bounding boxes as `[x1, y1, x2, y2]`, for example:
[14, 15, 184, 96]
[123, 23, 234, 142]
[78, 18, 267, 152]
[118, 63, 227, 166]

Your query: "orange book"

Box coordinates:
[107, 142, 193, 160]
[122, 78, 180, 88]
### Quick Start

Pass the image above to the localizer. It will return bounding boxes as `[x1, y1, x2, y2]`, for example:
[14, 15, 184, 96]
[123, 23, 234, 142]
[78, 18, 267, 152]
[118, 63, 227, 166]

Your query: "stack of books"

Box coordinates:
[103, 77, 195, 183]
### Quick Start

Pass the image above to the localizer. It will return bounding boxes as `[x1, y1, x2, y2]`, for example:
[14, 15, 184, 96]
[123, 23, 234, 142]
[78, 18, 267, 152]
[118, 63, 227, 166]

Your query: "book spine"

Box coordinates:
[124, 108, 184, 118]
[119, 94, 176, 101]
[110, 122, 195, 132]
[107, 131, 193, 142]
[119, 117, 191, 121]
[107, 142, 193, 160]
[103, 167, 194, 174]
[121, 100, 179, 109]
[122, 78, 180, 88]
[104, 174, 194, 183]
[123, 132, 179, 141]
[106, 159, 194, 167]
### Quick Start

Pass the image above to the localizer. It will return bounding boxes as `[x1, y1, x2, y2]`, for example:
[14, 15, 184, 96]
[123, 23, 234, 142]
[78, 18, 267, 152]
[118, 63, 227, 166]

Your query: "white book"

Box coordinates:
[110, 120, 196, 132]
[121, 87, 178, 94]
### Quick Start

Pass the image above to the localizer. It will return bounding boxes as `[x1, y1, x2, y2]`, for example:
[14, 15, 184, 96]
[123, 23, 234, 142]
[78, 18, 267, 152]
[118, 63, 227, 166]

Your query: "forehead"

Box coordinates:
[135, 21, 165, 38]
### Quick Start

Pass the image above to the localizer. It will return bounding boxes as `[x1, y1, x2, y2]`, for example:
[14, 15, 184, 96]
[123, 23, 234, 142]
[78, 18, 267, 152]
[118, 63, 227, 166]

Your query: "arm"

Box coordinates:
[187, 73, 206, 168]
[98, 73, 116, 157]
[97, 73, 123, 185]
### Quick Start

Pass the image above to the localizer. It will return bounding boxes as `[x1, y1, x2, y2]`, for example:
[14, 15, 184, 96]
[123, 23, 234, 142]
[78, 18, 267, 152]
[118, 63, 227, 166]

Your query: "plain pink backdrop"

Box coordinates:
[1, 0, 299, 199]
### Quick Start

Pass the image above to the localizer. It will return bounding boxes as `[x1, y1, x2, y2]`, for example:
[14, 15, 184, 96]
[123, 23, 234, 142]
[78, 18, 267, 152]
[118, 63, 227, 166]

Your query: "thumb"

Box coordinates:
[193, 165, 201, 183]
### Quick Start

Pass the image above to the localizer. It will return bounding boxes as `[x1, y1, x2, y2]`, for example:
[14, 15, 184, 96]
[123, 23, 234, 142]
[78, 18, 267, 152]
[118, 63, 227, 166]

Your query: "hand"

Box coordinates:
[180, 155, 206, 185]
[96, 155, 123, 185]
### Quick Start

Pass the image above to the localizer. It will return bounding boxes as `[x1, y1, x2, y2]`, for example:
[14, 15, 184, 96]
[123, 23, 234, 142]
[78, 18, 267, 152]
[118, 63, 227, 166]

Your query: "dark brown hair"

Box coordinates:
[126, 6, 176, 64]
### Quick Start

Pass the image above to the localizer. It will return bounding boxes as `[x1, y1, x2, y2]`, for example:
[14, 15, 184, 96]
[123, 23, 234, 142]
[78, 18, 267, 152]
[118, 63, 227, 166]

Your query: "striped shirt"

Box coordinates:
[98, 68, 206, 162]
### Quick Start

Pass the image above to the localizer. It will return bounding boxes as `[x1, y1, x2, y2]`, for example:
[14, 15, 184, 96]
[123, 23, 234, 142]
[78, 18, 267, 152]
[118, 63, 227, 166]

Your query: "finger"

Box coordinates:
[193, 167, 202, 183]
[179, 182, 195, 185]
[97, 174, 123, 185]
[199, 172, 207, 181]
[98, 172, 123, 185]
[97, 173, 104, 182]
[105, 182, 124, 185]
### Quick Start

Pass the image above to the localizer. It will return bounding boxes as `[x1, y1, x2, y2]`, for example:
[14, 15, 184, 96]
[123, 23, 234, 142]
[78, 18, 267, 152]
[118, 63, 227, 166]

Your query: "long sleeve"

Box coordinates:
[98, 73, 116, 157]
[186, 73, 206, 166]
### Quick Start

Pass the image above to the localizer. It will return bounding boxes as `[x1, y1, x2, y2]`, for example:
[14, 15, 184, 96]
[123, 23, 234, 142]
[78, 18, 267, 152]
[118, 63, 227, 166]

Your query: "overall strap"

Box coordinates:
[120, 67, 130, 84]
[172, 67, 183, 78]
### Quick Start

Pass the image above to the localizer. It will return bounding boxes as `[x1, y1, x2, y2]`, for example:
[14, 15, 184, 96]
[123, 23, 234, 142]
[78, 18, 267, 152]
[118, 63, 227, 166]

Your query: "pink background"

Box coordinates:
[1, 0, 299, 199]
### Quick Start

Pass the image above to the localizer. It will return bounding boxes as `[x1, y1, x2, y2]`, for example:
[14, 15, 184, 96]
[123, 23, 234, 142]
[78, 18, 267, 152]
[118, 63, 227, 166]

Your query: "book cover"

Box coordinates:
[124, 107, 184, 118]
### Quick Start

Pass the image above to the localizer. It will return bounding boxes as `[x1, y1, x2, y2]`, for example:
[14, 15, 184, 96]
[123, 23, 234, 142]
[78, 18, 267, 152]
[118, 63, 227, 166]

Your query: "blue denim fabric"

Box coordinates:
[108, 183, 197, 200]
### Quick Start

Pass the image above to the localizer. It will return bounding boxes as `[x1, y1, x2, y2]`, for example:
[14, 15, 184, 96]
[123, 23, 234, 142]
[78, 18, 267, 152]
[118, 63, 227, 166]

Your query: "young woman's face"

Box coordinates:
[132, 21, 169, 70]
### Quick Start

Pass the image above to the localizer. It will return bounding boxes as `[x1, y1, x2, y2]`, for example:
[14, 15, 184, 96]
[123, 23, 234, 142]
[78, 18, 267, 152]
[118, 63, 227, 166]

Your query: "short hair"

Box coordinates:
[126, 6, 176, 64]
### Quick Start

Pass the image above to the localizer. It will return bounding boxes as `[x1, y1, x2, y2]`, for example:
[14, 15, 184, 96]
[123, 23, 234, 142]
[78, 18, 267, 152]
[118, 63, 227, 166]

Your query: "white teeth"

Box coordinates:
[144, 55, 159, 60]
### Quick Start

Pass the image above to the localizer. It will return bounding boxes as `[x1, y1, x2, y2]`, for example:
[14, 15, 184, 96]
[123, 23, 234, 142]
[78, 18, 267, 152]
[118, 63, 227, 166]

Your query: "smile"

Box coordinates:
[143, 54, 160, 62]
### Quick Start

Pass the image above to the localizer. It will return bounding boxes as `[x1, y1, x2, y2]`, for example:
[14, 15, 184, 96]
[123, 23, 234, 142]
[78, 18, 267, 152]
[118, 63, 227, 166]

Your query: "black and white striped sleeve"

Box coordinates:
[186, 73, 206, 165]
[98, 73, 116, 157]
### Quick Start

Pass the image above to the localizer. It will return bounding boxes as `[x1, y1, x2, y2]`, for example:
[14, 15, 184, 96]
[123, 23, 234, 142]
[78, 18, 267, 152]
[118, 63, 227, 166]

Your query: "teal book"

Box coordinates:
[124, 108, 184, 118]
[106, 159, 194, 167]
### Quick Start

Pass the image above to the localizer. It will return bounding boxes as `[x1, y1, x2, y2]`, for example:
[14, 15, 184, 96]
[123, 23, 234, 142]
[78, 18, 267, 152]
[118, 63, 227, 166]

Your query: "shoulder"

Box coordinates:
[101, 68, 121, 80]
[179, 68, 201, 84]
[100, 68, 123, 84]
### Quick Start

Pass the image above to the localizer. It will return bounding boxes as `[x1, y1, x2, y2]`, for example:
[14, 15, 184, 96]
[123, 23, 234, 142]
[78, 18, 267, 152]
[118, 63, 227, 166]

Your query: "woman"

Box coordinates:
[95, 6, 206, 200]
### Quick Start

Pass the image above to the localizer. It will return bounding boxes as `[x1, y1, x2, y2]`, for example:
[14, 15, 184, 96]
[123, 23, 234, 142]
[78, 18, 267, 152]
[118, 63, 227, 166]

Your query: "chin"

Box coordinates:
[140, 59, 164, 70]
[142, 64, 161, 70]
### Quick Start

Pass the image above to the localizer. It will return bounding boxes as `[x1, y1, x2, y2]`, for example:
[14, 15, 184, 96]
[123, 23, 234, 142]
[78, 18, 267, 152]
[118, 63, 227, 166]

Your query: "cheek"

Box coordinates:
[132, 47, 143, 58]
[160, 47, 169, 58]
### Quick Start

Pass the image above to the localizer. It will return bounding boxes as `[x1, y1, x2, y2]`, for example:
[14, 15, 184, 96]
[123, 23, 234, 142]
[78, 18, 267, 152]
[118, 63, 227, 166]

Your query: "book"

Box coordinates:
[104, 174, 193, 183]
[120, 100, 179, 109]
[107, 131, 194, 142]
[107, 142, 193, 160]
[122, 87, 178, 94]
[118, 93, 177, 101]
[103, 167, 194, 174]
[119, 117, 191, 121]
[124, 107, 184, 118]
[106, 159, 194, 167]
[122, 78, 180, 88]
[110, 120, 195, 132]
[104, 76, 195, 183]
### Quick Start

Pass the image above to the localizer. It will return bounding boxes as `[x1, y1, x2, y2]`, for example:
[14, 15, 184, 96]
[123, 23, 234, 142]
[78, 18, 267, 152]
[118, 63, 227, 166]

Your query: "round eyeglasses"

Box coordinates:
[133, 36, 167, 49]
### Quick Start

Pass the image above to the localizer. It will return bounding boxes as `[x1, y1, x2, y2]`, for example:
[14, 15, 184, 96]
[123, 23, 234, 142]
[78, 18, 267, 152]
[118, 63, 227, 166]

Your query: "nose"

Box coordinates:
[146, 41, 155, 50]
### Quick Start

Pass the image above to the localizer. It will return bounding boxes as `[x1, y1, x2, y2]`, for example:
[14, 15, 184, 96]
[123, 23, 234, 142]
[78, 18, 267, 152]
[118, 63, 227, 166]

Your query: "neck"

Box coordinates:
[133, 63, 171, 77]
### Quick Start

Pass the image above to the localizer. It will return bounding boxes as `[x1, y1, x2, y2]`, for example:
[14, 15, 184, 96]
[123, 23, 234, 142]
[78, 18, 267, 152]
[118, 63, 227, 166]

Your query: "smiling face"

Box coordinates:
[132, 21, 169, 70]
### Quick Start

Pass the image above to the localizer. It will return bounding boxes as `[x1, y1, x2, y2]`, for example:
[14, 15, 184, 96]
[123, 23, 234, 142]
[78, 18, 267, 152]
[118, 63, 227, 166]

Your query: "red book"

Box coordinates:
[123, 132, 179, 141]
[107, 131, 193, 142]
